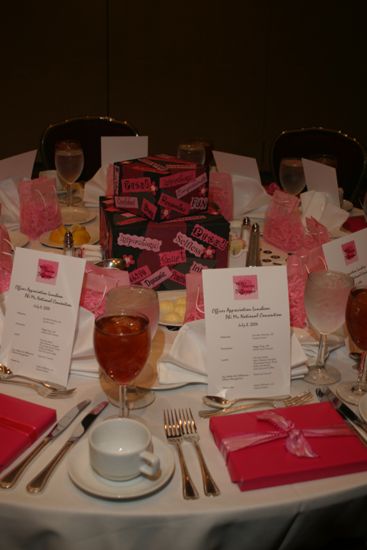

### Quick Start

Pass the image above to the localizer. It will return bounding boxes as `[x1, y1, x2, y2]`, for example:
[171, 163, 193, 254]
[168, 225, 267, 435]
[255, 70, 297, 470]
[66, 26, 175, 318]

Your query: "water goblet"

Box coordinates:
[177, 140, 206, 165]
[94, 311, 151, 418]
[103, 285, 160, 409]
[279, 157, 306, 195]
[303, 270, 354, 385]
[54, 139, 84, 208]
[336, 285, 367, 405]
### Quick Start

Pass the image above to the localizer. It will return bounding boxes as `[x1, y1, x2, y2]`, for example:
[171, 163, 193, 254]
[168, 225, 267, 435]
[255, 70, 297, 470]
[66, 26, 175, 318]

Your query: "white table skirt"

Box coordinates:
[1, 350, 367, 550]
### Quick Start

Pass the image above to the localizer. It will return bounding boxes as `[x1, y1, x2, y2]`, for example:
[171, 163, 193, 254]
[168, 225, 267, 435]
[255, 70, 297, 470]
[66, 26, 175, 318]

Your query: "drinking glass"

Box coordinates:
[337, 285, 367, 405]
[94, 311, 151, 417]
[54, 140, 84, 207]
[279, 157, 306, 195]
[104, 285, 160, 409]
[177, 140, 206, 165]
[304, 270, 354, 385]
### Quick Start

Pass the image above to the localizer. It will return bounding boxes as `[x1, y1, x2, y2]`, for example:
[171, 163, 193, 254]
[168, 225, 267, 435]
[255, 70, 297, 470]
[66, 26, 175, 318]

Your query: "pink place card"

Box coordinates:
[322, 227, 367, 286]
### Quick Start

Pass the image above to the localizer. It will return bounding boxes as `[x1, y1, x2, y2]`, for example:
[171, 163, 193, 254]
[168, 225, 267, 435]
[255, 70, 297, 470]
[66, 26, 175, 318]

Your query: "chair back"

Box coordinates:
[271, 127, 367, 203]
[34, 116, 139, 181]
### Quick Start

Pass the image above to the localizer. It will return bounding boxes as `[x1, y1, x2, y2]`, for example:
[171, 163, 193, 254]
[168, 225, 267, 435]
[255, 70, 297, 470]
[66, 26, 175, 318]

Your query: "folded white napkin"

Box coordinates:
[232, 174, 271, 219]
[0, 178, 20, 230]
[301, 190, 349, 235]
[80, 244, 103, 263]
[83, 165, 109, 207]
[157, 320, 308, 386]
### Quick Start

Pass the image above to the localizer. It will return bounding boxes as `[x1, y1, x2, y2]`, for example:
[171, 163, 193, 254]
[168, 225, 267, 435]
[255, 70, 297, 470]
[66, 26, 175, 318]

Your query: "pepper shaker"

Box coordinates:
[63, 230, 75, 257]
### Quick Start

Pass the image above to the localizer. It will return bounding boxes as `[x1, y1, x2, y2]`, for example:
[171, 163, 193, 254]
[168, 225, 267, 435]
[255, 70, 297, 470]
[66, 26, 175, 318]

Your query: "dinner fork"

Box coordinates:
[0, 379, 76, 399]
[163, 409, 199, 500]
[199, 391, 313, 418]
[178, 408, 220, 497]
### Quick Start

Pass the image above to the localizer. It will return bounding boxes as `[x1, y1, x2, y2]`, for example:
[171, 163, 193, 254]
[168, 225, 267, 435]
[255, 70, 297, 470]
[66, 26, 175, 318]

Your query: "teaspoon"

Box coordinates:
[203, 394, 291, 409]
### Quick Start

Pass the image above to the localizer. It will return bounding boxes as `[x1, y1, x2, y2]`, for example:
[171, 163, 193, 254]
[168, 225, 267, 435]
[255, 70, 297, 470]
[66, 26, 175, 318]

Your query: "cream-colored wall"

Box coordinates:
[1, 1, 366, 175]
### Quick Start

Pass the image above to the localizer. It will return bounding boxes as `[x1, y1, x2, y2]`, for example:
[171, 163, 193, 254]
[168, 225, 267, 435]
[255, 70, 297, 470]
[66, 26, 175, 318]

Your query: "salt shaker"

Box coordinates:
[63, 230, 75, 257]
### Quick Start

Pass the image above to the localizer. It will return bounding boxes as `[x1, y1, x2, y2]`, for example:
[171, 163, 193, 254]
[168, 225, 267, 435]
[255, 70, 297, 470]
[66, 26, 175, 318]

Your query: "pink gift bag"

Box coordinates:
[184, 272, 205, 323]
[0, 224, 13, 293]
[208, 172, 233, 220]
[263, 190, 305, 252]
[80, 262, 130, 316]
[19, 177, 62, 240]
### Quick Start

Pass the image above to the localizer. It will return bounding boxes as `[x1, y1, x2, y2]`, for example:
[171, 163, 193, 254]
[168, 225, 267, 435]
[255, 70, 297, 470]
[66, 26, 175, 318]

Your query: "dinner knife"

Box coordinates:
[0, 399, 91, 489]
[316, 387, 367, 442]
[26, 400, 108, 494]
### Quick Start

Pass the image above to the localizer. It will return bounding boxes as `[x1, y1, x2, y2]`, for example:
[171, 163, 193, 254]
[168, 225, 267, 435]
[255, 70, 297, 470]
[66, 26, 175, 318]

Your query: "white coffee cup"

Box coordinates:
[89, 418, 160, 481]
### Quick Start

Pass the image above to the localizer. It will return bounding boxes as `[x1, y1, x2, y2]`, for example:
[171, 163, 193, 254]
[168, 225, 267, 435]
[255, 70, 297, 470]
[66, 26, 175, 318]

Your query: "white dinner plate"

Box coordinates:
[67, 436, 175, 500]
[39, 227, 99, 249]
[158, 289, 186, 327]
[358, 394, 367, 423]
[60, 206, 97, 225]
[8, 230, 29, 249]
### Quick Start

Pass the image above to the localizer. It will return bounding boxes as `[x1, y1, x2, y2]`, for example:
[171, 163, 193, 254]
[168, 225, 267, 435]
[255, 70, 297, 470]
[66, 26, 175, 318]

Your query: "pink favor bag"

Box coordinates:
[19, 177, 62, 240]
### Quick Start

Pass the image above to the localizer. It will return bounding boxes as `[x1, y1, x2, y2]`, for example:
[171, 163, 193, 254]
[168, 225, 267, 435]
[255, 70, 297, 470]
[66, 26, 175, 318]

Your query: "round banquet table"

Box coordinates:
[2, 207, 367, 550]
[1, 351, 367, 550]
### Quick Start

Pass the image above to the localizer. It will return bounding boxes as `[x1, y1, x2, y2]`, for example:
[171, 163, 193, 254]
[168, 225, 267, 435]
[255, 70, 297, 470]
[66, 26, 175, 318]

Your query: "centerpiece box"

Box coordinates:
[99, 197, 229, 291]
[210, 402, 367, 491]
[113, 154, 209, 222]
[0, 393, 56, 472]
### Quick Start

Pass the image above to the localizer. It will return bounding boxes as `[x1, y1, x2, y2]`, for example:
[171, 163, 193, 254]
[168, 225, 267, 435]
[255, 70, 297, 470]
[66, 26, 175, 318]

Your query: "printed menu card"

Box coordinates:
[202, 266, 291, 398]
[322, 228, 367, 285]
[0, 248, 86, 386]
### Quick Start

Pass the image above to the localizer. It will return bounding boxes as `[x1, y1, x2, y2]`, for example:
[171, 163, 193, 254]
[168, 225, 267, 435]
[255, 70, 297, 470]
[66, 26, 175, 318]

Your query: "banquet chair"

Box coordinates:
[32, 115, 139, 182]
[271, 127, 367, 204]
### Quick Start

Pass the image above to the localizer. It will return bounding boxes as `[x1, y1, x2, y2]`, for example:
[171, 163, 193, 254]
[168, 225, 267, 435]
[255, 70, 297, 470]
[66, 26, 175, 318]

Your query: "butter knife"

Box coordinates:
[316, 387, 367, 442]
[26, 401, 108, 494]
[0, 399, 91, 489]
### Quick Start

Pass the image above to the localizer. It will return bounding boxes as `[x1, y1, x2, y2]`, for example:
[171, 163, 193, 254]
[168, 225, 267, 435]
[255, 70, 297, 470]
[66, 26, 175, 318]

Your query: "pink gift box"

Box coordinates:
[210, 402, 367, 491]
[0, 393, 56, 472]
[113, 154, 209, 222]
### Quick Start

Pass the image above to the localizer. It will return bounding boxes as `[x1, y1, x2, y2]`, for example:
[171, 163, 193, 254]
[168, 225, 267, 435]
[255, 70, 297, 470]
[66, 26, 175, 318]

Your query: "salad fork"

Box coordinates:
[178, 408, 220, 497]
[199, 391, 313, 418]
[163, 409, 199, 500]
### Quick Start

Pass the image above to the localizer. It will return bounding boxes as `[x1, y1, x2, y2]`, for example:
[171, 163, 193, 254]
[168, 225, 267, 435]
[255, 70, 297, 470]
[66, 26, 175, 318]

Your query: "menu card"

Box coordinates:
[322, 228, 367, 285]
[0, 248, 86, 386]
[202, 266, 291, 398]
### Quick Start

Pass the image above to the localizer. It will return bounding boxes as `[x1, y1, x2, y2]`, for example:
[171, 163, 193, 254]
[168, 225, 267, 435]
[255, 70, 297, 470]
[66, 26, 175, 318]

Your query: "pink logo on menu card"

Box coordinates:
[342, 241, 358, 265]
[36, 259, 59, 285]
[233, 275, 258, 300]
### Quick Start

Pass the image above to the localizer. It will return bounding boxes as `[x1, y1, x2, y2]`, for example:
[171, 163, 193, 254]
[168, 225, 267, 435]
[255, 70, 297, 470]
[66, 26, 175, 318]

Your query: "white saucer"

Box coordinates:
[67, 435, 175, 500]
[358, 394, 367, 423]
[8, 230, 29, 249]
[39, 227, 99, 249]
[60, 206, 97, 225]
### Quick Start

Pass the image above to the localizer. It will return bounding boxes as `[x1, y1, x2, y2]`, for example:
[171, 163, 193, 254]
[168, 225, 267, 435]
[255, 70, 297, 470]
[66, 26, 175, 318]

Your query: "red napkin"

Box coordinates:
[210, 402, 367, 491]
[0, 393, 56, 472]
[343, 215, 367, 233]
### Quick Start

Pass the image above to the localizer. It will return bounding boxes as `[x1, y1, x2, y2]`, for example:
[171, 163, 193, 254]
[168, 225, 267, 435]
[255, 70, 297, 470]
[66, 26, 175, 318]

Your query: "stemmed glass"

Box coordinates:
[103, 285, 160, 409]
[54, 140, 84, 208]
[279, 157, 306, 195]
[303, 270, 354, 385]
[94, 311, 151, 418]
[337, 285, 367, 405]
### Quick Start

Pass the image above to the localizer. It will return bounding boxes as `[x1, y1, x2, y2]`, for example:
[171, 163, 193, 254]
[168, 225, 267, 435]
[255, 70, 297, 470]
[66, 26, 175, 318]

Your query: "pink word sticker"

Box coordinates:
[158, 193, 191, 215]
[233, 275, 259, 300]
[189, 261, 208, 273]
[141, 266, 172, 289]
[173, 232, 206, 258]
[141, 198, 157, 220]
[191, 197, 208, 210]
[115, 196, 139, 210]
[160, 170, 196, 189]
[176, 173, 207, 199]
[191, 224, 227, 251]
[342, 241, 358, 264]
[159, 249, 186, 267]
[129, 265, 152, 284]
[117, 233, 162, 252]
[170, 269, 186, 286]
[120, 177, 151, 193]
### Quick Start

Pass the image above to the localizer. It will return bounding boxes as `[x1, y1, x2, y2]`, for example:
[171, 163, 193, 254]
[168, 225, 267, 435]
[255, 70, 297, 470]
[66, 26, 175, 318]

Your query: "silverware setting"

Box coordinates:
[0, 378, 76, 398]
[199, 391, 313, 418]
[163, 409, 199, 500]
[0, 363, 76, 397]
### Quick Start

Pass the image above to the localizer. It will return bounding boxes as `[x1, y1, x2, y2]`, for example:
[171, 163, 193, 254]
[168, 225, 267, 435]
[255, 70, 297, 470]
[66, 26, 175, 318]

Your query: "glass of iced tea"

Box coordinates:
[94, 311, 151, 417]
[337, 285, 367, 405]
